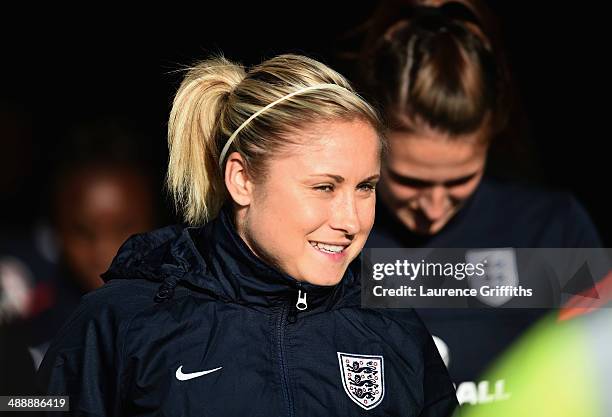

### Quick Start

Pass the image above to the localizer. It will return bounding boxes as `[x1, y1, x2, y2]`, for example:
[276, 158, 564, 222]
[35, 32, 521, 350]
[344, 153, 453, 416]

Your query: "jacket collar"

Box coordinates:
[103, 202, 361, 313]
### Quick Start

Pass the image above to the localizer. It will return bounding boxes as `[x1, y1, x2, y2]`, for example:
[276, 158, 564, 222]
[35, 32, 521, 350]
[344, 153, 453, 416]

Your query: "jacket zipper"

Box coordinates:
[278, 302, 294, 417]
[278, 285, 308, 416]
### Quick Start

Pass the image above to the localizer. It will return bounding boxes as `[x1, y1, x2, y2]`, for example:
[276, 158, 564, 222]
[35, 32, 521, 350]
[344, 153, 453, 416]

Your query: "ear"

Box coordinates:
[224, 151, 254, 207]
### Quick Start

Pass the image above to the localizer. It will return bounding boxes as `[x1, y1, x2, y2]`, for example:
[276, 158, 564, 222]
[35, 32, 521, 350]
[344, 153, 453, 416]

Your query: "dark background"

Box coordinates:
[2, 2, 609, 244]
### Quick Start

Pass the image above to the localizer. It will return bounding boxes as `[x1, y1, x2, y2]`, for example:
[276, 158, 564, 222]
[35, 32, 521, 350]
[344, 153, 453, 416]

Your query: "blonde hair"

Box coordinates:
[167, 54, 384, 225]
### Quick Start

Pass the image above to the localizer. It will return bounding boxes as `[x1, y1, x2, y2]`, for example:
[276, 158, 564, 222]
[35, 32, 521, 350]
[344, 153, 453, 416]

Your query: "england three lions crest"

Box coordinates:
[337, 352, 385, 410]
[466, 248, 519, 307]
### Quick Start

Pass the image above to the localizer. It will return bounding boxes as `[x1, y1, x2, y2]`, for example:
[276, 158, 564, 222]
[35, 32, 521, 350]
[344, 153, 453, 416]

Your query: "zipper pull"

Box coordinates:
[296, 289, 308, 311]
[287, 286, 308, 324]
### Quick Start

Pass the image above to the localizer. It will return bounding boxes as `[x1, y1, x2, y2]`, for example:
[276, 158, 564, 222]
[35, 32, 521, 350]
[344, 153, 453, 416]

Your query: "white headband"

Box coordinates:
[218, 83, 351, 169]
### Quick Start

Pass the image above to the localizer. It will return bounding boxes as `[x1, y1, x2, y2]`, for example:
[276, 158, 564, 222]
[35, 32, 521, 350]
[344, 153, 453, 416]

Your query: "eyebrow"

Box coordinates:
[308, 173, 380, 183]
[386, 169, 479, 188]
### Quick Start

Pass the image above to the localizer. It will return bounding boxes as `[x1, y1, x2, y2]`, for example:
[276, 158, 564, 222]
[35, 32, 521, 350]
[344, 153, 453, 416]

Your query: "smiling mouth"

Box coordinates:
[308, 241, 349, 254]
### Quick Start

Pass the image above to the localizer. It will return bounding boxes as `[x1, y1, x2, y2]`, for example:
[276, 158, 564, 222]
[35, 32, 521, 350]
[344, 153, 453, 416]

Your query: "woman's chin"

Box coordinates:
[298, 268, 345, 286]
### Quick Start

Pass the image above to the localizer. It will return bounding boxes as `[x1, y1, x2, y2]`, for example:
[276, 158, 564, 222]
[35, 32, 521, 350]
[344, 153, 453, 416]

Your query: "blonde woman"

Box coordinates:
[37, 54, 457, 416]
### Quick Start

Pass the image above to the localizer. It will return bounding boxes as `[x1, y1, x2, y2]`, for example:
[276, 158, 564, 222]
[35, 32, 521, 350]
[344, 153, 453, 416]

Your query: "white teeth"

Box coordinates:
[309, 241, 345, 253]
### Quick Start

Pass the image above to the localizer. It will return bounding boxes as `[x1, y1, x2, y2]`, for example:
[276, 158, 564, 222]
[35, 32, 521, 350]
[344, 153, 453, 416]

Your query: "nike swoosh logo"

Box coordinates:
[175, 365, 223, 381]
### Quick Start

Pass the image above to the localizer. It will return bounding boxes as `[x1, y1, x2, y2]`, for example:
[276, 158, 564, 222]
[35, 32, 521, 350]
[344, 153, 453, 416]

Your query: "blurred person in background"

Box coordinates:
[0, 120, 158, 395]
[344, 0, 604, 410]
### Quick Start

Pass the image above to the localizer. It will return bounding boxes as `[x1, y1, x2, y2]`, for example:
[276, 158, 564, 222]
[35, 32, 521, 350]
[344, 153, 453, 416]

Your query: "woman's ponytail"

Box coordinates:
[167, 57, 245, 225]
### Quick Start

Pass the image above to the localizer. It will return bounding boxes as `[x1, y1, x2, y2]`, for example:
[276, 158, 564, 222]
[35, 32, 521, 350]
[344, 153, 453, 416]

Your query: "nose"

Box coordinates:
[418, 185, 449, 221]
[330, 191, 361, 236]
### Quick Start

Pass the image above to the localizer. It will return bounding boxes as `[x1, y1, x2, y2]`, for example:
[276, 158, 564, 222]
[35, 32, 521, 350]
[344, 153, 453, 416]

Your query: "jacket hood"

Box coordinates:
[101, 203, 361, 312]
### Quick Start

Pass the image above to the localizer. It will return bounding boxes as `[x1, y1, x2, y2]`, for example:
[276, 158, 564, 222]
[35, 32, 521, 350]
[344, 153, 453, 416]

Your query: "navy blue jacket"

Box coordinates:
[37, 204, 457, 416]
